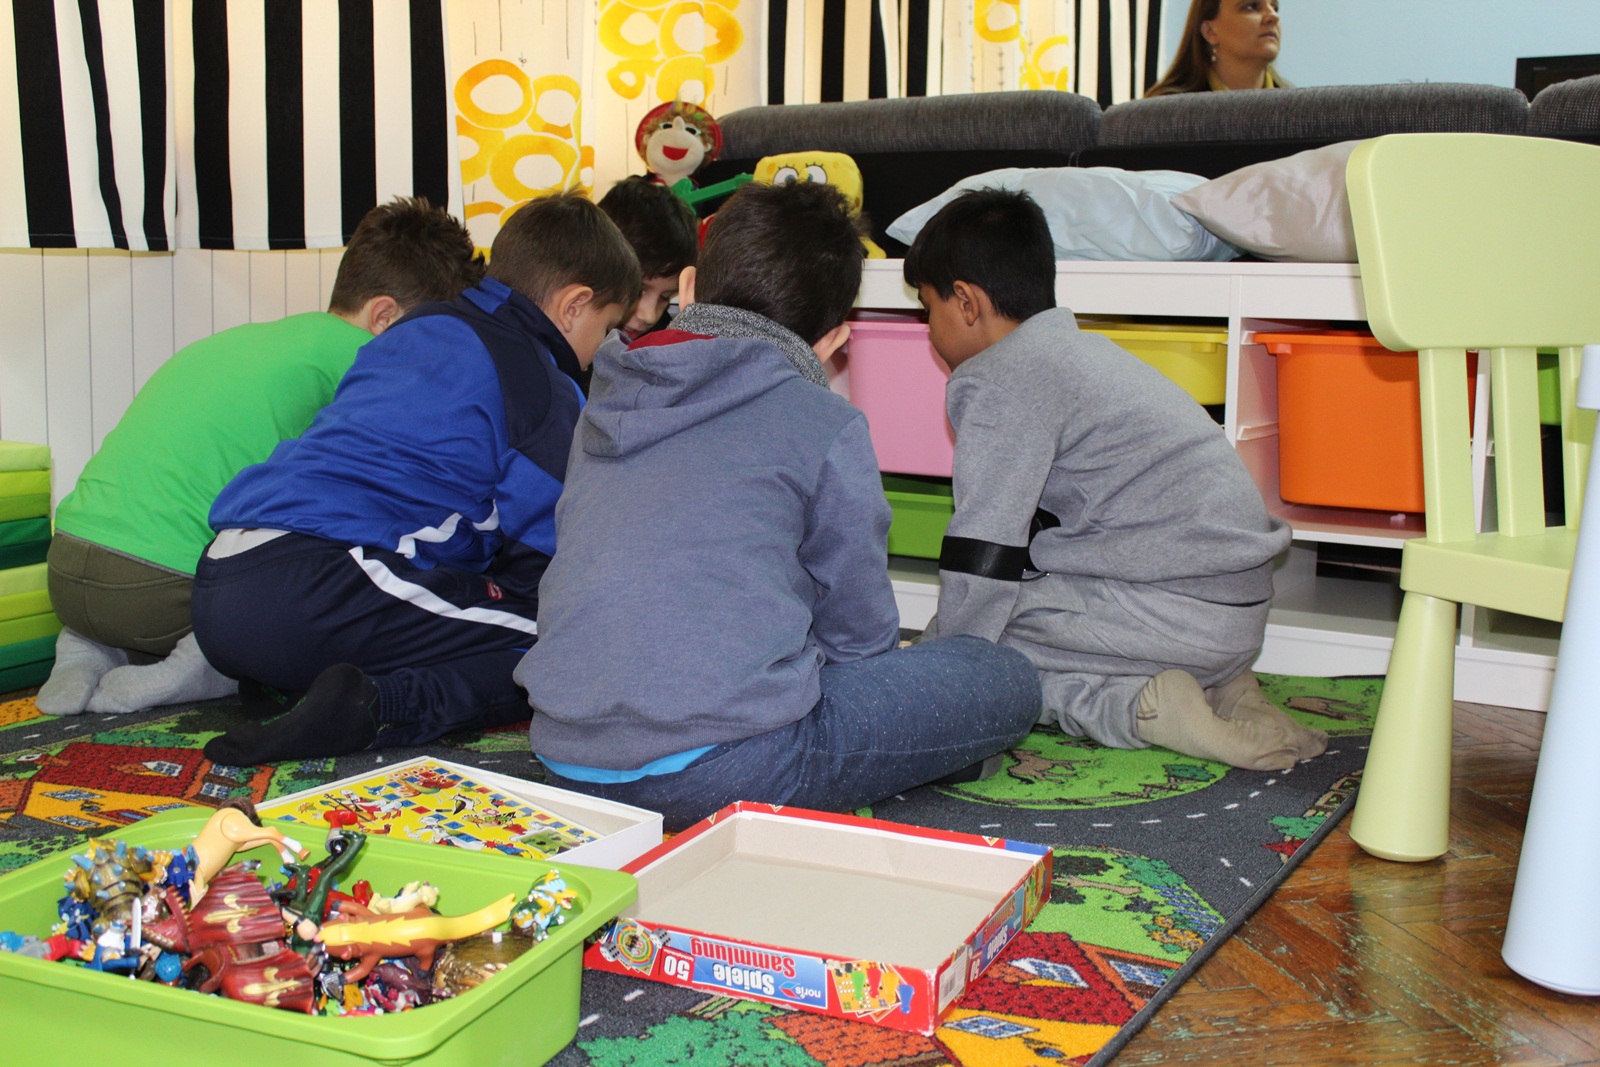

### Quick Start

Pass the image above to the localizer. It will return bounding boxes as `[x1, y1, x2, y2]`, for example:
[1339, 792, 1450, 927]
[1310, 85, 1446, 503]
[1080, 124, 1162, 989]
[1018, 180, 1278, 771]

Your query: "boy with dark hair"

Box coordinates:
[598, 176, 698, 340]
[904, 189, 1324, 770]
[190, 192, 639, 765]
[517, 181, 1041, 830]
[40, 196, 483, 718]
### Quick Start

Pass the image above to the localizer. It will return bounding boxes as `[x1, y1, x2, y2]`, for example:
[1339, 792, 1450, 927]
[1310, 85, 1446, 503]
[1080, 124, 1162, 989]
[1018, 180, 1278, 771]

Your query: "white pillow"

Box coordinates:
[1171, 141, 1363, 263]
[886, 166, 1240, 262]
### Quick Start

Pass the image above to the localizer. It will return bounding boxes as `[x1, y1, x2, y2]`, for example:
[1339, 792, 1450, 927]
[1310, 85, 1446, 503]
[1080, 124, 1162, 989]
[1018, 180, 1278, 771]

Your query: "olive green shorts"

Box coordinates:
[47, 533, 192, 659]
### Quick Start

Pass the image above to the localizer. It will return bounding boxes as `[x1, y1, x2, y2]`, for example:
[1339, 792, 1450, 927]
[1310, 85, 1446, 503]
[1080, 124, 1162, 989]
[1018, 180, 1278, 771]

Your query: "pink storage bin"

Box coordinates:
[842, 317, 954, 477]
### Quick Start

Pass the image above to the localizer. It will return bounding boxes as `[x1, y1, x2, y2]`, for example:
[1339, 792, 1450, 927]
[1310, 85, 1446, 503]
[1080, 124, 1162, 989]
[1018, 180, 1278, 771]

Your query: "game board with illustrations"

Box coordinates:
[257, 757, 600, 860]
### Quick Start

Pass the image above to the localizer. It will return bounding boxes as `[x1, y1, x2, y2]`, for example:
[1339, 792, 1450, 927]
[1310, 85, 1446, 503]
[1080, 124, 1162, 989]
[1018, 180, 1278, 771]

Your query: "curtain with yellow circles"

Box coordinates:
[444, 0, 1162, 246]
[916, 0, 1161, 104]
[447, 0, 597, 251]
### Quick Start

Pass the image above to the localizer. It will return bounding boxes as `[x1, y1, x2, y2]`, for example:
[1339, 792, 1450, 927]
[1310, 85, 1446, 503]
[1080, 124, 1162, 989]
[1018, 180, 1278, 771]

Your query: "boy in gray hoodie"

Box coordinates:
[518, 181, 1041, 830]
[905, 189, 1325, 771]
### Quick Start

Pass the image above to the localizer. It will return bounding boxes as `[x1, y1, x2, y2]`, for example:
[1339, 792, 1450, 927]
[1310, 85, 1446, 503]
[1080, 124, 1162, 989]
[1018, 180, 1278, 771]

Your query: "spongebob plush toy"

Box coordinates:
[752, 151, 887, 259]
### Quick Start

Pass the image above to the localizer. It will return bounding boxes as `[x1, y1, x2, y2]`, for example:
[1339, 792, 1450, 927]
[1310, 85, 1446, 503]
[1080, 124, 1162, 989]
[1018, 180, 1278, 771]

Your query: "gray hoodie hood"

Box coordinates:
[580, 304, 828, 460]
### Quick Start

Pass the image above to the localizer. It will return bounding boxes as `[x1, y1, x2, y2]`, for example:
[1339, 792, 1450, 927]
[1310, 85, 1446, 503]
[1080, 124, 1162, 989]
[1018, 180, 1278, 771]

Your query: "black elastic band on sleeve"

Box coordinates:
[939, 537, 1033, 582]
[940, 506, 1062, 581]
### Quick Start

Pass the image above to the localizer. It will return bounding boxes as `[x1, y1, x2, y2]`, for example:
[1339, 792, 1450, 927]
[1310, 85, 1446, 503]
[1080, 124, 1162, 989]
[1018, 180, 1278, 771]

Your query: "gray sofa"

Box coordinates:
[697, 78, 1598, 254]
[1527, 72, 1600, 137]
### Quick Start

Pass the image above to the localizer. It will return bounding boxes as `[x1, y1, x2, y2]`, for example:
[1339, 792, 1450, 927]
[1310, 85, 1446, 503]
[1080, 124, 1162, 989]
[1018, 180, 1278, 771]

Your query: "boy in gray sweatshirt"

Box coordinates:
[518, 182, 1041, 830]
[904, 189, 1325, 771]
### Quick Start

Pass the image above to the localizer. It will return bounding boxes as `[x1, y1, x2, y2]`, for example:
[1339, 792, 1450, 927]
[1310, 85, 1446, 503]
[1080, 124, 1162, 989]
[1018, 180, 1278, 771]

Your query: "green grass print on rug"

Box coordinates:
[0, 674, 1377, 1067]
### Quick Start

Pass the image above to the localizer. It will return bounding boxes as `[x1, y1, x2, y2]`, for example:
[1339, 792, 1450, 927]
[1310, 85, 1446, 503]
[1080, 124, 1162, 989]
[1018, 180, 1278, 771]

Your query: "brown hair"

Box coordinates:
[488, 192, 642, 310]
[695, 181, 865, 345]
[1144, 0, 1285, 97]
[598, 176, 698, 279]
[327, 197, 484, 314]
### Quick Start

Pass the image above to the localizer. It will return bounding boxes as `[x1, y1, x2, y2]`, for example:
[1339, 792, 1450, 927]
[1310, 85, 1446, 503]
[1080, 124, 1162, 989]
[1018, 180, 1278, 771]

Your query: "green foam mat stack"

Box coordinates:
[0, 443, 56, 692]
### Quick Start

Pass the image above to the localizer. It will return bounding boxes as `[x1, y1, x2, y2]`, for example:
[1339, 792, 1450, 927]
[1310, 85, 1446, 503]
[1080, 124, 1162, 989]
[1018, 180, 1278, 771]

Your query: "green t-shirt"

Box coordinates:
[55, 312, 369, 575]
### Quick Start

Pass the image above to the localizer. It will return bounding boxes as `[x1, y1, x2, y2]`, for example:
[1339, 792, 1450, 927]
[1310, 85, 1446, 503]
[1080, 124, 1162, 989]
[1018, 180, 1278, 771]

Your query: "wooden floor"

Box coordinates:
[1117, 702, 1600, 1066]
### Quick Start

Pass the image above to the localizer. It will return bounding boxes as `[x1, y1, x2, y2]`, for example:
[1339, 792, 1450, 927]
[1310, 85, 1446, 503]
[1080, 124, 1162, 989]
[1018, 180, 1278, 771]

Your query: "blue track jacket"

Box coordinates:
[210, 279, 584, 593]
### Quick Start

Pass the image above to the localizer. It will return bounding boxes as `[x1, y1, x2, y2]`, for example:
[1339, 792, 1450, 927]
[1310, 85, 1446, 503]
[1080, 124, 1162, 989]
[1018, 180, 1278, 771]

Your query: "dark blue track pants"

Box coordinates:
[191, 533, 537, 747]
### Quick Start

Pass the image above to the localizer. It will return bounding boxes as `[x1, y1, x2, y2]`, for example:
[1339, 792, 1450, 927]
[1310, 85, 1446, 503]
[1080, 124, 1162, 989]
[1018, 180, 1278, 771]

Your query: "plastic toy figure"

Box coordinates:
[55, 895, 97, 941]
[316, 892, 518, 982]
[636, 100, 722, 189]
[511, 870, 580, 941]
[165, 864, 307, 1006]
[366, 959, 434, 1012]
[366, 880, 440, 916]
[189, 804, 308, 902]
[752, 151, 887, 258]
[430, 931, 533, 997]
[214, 947, 317, 1012]
[64, 837, 160, 935]
[270, 827, 366, 946]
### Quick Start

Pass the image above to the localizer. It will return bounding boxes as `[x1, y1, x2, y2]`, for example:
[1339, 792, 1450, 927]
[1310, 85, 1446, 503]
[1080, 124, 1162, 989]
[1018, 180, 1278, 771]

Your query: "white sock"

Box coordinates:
[85, 633, 239, 714]
[36, 628, 128, 716]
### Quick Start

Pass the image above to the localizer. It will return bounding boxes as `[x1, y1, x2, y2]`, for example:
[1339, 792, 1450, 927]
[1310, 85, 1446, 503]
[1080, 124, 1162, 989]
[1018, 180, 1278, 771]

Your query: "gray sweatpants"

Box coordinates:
[999, 565, 1272, 748]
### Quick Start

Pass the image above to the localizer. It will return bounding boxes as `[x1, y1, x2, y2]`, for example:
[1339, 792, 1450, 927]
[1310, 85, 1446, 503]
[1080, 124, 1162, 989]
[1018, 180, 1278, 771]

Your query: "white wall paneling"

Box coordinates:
[248, 249, 287, 323]
[0, 251, 47, 450]
[86, 251, 135, 453]
[284, 250, 324, 317]
[171, 249, 215, 353]
[41, 250, 94, 502]
[211, 251, 253, 335]
[3, 248, 347, 507]
[130, 253, 175, 394]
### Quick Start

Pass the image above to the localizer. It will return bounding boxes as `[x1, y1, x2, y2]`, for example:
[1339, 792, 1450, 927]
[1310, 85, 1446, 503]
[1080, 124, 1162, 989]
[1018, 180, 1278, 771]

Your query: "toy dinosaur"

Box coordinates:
[316, 892, 518, 982]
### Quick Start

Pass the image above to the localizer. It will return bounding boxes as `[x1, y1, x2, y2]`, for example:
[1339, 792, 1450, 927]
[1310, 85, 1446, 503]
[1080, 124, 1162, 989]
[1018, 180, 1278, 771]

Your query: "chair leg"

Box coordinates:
[1349, 591, 1459, 862]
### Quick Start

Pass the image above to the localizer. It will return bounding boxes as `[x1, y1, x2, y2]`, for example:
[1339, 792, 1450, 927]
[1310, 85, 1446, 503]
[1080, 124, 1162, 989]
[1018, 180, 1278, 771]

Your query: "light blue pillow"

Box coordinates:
[887, 167, 1241, 262]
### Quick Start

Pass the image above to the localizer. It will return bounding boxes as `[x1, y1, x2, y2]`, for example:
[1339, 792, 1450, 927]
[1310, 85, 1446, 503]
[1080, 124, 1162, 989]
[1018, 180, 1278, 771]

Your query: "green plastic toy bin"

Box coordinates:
[0, 807, 637, 1066]
[884, 475, 954, 559]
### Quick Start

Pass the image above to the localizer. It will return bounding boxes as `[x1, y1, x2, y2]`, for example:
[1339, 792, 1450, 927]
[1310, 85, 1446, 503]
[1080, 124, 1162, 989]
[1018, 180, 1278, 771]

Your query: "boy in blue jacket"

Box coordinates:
[518, 182, 1042, 830]
[191, 193, 639, 765]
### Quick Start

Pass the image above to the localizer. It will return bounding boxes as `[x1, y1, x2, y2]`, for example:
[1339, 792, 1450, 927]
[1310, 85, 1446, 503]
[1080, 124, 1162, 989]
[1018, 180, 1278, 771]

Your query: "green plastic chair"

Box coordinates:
[1345, 133, 1600, 863]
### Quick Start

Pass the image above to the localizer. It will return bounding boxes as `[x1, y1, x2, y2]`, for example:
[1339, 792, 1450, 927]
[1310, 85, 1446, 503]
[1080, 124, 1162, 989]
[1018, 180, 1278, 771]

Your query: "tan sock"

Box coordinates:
[1135, 669, 1300, 771]
[1205, 670, 1329, 760]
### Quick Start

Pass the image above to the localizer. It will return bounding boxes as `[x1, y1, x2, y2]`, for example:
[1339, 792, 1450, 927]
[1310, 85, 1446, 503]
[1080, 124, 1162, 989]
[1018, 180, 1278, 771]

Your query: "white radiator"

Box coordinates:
[0, 247, 345, 505]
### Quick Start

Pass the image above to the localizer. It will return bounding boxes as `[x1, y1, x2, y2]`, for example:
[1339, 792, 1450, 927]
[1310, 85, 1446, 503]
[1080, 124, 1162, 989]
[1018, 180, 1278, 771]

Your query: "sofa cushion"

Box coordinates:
[718, 91, 1102, 158]
[1529, 74, 1600, 137]
[1100, 83, 1528, 146]
[887, 166, 1239, 262]
[1172, 141, 1362, 262]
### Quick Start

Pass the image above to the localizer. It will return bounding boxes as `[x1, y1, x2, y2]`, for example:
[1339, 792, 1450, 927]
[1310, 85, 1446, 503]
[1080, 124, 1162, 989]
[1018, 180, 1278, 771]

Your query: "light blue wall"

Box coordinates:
[1158, 1, 1600, 90]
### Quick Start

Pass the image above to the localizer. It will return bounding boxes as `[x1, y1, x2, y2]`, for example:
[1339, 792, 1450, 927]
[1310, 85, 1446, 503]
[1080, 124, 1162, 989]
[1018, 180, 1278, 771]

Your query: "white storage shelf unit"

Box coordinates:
[856, 259, 1561, 712]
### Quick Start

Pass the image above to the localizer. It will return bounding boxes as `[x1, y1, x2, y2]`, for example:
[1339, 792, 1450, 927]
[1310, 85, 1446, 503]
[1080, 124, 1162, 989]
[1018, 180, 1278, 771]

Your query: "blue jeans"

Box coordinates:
[543, 635, 1042, 831]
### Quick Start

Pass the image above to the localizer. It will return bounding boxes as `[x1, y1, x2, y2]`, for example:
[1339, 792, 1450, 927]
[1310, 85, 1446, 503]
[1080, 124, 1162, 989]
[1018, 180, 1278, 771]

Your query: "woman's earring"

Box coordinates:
[1209, 47, 1218, 63]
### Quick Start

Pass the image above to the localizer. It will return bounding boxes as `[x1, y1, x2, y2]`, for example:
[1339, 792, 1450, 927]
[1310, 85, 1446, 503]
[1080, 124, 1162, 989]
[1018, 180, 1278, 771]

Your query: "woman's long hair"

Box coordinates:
[1144, 0, 1285, 97]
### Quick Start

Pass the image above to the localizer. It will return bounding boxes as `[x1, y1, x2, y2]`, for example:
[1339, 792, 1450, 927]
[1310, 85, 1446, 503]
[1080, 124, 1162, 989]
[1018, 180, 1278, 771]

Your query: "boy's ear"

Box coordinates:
[546, 283, 597, 331]
[358, 295, 403, 336]
[677, 265, 697, 308]
[812, 322, 850, 364]
[950, 280, 987, 327]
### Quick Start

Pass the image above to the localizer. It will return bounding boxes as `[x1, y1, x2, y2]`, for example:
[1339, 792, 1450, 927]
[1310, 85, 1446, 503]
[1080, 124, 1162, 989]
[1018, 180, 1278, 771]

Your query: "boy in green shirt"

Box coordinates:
[40, 198, 484, 717]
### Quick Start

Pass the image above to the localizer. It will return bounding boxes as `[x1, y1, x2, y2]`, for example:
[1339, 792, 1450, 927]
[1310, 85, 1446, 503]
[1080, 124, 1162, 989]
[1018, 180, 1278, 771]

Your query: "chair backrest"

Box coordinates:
[1347, 134, 1600, 537]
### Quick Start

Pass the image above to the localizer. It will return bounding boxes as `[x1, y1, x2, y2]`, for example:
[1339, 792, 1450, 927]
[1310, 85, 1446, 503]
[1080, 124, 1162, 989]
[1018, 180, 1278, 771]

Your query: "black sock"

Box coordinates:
[237, 678, 304, 718]
[204, 663, 378, 765]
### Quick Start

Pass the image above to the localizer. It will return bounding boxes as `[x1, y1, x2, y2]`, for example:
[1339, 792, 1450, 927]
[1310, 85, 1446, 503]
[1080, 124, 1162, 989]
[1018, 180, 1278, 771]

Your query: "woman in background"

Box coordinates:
[1145, 0, 1287, 96]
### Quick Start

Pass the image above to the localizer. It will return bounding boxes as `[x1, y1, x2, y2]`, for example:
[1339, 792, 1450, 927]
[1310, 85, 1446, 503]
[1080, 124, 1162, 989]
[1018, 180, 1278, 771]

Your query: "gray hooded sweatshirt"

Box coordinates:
[519, 304, 900, 771]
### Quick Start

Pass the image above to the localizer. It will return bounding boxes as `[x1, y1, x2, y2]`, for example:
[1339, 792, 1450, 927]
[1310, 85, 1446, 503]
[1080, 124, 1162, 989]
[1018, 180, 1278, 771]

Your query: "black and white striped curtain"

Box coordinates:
[176, 0, 454, 250]
[3, 0, 455, 251]
[765, 0, 1163, 107]
[2, 0, 173, 250]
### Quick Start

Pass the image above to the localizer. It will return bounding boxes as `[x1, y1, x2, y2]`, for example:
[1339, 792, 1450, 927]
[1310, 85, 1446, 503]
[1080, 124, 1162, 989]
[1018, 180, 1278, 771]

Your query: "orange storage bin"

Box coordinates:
[1257, 330, 1476, 513]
